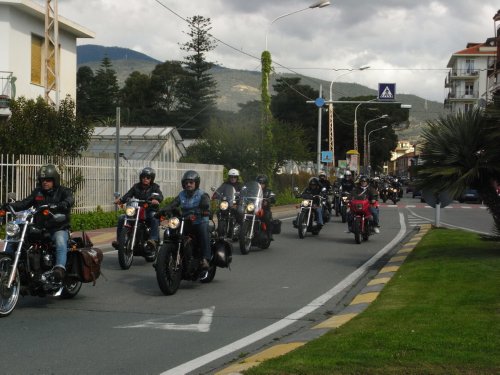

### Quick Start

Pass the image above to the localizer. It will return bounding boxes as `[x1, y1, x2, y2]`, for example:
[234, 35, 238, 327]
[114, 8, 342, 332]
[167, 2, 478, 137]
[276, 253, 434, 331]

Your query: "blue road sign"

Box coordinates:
[321, 151, 333, 163]
[378, 83, 396, 101]
[315, 97, 325, 107]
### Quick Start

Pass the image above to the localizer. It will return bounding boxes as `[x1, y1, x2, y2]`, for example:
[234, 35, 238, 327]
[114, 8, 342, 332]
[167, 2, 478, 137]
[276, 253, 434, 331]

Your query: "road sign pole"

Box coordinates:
[435, 203, 441, 227]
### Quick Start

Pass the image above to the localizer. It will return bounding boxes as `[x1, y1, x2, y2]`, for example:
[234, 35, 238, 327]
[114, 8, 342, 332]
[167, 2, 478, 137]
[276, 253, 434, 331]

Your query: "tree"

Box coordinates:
[176, 15, 218, 138]
[76, 66, 95, 119]
[92, 57, 120, 121]
[150, 61, 186, 115]
[417, 106, 500, 235]
[0, 96, 93, 157]
[120, 71, 158, 125]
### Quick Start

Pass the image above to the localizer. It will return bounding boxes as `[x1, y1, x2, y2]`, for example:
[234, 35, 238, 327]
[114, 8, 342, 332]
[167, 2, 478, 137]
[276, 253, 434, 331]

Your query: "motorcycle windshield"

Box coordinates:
[214, 183, 236, 203]
[239, 181, 263, 212]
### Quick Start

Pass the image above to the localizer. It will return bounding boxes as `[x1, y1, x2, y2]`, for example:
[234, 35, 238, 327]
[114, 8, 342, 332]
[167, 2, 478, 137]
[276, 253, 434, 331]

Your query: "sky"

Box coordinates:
[52, 0, 498, 102]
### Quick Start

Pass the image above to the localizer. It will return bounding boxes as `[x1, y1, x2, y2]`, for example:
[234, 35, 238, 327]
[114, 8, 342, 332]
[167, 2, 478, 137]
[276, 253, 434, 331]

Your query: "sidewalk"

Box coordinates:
[84, 204, 298, 250]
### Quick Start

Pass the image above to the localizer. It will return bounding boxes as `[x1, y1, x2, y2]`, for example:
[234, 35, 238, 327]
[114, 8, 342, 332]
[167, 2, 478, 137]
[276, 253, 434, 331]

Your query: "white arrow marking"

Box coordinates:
[115, 306, 215, 332]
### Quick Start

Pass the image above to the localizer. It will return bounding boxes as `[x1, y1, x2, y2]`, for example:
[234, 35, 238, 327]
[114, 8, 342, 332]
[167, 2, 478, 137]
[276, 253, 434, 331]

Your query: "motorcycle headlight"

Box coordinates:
[125, 206, 136, 217]
[246, 203, 255, 213]
[6, 222, 20, 237]
[219, 201, 229, 210]
[302, 200, 310, 207]
[167, 217, 180, 229]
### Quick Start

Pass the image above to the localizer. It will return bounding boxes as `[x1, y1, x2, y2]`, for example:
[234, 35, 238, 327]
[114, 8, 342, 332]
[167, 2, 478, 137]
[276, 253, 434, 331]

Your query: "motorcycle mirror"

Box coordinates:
[7, 192, 16, 202]
[293, 187, 299, 192]
[210, 186, 216, 192]
[113, 192, 120, 198]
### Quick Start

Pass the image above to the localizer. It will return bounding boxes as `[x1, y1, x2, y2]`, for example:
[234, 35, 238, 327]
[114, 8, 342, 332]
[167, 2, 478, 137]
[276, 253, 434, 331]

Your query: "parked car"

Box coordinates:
[458, 189, 481, 203]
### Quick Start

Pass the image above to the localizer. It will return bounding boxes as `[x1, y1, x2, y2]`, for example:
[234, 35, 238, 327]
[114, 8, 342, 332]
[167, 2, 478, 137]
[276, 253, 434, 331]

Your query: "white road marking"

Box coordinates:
[160, 214, 407, 375]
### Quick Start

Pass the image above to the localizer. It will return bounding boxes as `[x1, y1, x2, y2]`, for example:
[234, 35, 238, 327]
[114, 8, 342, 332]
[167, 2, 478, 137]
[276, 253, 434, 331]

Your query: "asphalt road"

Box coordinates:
[0, 195, 493, 375]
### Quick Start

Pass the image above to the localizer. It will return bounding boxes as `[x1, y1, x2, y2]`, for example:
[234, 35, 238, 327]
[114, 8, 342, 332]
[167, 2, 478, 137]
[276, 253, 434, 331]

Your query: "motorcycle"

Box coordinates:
[321, 190, 331, 223]
[293, 188, 324, 238]
[348, 198, 375, 244]
[155, 209, 232, 296]
[388, 186, 399, 204]
[333, 185, 341, 217]
[211, 183, 239, 242]
[238, 181, 272, 255]
[0, 203, 101, 317]
[379, 182, 390, 203]
[115, 193, 160, 270]
[339, 189, 351, 223]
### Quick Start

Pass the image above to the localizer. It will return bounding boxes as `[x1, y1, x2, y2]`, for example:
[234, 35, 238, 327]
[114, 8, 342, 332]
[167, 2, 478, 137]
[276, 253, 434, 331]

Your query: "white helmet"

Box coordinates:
[345, 170, 352, 176]
[228, 168, 240, 177]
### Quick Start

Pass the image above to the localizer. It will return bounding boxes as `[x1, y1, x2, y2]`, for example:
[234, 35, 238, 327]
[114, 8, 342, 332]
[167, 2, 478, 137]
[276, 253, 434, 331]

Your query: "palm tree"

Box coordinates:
[417, 102, 500, 235]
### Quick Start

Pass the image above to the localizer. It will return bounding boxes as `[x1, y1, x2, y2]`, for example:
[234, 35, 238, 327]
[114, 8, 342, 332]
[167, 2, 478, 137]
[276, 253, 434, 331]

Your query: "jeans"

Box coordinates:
[315, 207, 324, 225]
[116, 209, 159, 244]
[370, 206, 380, 226]
[192, 221, 211, 261]
[5, 229, 69, 270]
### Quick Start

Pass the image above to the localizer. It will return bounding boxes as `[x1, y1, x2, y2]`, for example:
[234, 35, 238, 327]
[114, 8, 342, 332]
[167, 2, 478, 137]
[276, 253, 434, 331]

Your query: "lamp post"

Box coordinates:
[328, 66, 369, 169]
[353, 98, 378, 151]
[367, 125, 387, 173]
[265, 1, 330, 51]
[363, 114, 388, 172]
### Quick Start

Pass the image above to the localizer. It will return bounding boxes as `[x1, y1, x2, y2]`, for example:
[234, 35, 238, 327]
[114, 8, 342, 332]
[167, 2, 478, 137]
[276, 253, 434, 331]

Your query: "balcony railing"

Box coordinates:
[446, 90, 479, 100]
[449, 69, 480, 78]
[0, 71, 13, 98]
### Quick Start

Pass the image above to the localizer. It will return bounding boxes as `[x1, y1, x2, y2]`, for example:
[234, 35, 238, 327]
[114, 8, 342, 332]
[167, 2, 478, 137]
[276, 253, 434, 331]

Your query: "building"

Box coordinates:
[444, 10, 499, 113]
[85, 126, 187, 162]
[0, 0, 94, 116]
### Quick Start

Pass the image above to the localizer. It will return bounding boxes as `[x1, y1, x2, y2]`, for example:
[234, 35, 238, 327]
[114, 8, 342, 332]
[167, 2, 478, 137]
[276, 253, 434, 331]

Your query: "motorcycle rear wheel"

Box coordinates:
[0, 255, 20, 318]
[118, 228, 134, 270]
[61, 279, 82, 299]
[239, 221, 252, 255]
[298, 211, 308, 239]
[353, 219, 362, 244]
[156, 244, 182, 295]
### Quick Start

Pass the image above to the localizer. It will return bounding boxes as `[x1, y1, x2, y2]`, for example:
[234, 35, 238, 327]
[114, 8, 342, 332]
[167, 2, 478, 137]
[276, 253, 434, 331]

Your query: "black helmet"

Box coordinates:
[256, 174, 268, 185]
[308, 177, 319, 186]
[213, 239, 233, 268]
[182, 170, 200, 189]
[38, 164, 60, 187]
[140, 167, 156, 183]
[359, 175, 368, 183]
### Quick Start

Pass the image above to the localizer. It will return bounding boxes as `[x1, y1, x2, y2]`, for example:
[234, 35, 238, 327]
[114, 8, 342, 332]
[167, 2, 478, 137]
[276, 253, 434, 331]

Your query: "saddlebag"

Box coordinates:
[68, 232, 103, 285]
[272, 219, 282, 234]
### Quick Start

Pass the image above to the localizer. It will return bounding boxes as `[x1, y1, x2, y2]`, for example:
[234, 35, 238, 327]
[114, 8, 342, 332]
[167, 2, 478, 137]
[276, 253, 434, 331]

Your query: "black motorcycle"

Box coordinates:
[155, 209, 232, 296]
[116, 194, 160, 270]
[238, 181, 273, 255]
[0, 203, 101, 317]
[293, 189, 324, 238]
[211, 183, 239, 242]
[339, 189, 351, 223]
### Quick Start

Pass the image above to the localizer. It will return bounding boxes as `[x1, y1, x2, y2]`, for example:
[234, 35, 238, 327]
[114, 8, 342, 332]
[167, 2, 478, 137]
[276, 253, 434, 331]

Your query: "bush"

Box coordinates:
[71, 206, 120, 231]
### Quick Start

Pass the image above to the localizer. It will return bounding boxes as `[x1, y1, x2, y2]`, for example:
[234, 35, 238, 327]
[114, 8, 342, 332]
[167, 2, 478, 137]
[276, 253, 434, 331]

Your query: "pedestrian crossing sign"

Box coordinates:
[378, 83, 396, 101]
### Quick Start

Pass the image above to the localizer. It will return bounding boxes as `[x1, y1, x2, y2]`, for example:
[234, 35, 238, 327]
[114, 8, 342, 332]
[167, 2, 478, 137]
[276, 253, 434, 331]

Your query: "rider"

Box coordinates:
[340, 170, 356, 193]
[299, 177, 324, 228]
[3, 164, 74, 281]
[112, 167, 163, 251]
[256, 174, 276, 240]
[159, 170, 212, 269]
[318, 171, 332, 213]
[226, 168, 243, 193]
[351, 175, 380, 233]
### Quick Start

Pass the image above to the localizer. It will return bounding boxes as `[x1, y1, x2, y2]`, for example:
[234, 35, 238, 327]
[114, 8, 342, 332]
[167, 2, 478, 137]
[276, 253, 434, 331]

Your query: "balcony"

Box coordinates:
[449, 69, 480, 79]
[446, 90, 479, 101]
[0, 71, 13, 117]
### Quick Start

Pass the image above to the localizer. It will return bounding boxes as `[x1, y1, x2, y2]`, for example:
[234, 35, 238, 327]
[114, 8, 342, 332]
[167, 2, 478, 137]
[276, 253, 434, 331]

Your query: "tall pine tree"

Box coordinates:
[176, 15, 218, 138]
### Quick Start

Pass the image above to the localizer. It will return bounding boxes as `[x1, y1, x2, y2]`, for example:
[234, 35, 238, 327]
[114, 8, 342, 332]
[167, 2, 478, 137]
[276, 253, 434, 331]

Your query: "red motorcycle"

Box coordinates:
[349, 198, 374, 244]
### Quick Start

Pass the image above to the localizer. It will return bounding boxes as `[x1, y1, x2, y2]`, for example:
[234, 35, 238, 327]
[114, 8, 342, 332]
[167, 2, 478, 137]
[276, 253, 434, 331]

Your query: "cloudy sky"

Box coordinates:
[53, 0, 498, 102]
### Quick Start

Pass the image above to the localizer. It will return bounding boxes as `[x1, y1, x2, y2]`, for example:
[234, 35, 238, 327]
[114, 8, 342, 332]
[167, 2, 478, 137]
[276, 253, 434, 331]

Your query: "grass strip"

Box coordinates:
[245, 228, 500, 375]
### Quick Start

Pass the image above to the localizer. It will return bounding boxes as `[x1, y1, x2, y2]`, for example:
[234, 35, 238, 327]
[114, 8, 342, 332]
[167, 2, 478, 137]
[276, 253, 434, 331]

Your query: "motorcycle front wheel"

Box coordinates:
[217, 219, 227, 239]
[200, 264, 217, 284]
[353, 219, 362, 244]
[118, 228, 134, 270]
[341, 206, 347, 223]
[61, 279, 82, 299]
[0, 255, 20, 318]
[298, 211, 308, 239]
[239, 221, 252, 255]
[156, 243, 182, 295]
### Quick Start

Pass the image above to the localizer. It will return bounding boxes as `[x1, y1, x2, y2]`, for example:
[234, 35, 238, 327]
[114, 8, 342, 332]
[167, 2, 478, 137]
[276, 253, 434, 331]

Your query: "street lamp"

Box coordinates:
[367, 125, 388, 172]
[265, 0, 330, 51]
[353, 98, 378, 151]
[363, 114, 388, 172]
[328, 66, 369, 168]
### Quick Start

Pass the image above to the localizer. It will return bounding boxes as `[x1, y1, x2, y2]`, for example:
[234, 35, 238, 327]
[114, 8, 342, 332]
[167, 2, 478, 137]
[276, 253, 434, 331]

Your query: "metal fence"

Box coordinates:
[0, 154, 223, 213]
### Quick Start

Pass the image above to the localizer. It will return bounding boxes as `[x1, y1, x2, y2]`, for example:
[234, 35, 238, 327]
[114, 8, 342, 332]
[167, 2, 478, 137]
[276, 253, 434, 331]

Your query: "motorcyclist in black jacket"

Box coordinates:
[112, 167, 163, 250]
[318, 171, 332, 213]
[256, 175, 276, 240]
[3, 164, 74, 281]
[340, 170, 355, 193]
[298, 177, 324, 228]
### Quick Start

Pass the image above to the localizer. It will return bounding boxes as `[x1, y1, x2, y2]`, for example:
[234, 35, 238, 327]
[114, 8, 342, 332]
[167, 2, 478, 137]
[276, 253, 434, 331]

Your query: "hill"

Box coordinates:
[77, 45, 445, 141]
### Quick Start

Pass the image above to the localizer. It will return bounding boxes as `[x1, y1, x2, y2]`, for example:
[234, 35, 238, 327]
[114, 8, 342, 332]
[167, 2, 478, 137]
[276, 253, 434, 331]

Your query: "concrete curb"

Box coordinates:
[214, 223, 432, 375]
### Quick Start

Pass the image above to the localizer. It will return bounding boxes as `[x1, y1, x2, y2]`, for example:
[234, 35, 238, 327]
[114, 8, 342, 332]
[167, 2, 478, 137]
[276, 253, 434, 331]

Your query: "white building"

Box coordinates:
[0, 0, 94, 112]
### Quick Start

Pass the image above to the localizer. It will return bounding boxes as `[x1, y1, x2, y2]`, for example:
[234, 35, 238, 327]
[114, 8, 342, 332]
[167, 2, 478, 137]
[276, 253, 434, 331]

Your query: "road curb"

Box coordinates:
[214, 223, 432, 375]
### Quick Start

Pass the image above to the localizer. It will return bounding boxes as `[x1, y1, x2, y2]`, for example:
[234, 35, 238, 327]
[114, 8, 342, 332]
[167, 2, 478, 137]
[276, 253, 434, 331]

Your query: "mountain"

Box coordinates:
[77, 45, 445, 140]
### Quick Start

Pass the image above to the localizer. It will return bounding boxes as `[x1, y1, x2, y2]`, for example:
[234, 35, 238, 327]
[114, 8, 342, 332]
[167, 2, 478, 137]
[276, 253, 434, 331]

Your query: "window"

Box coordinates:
[31, 34, 57, 86]
[31, 34, 43, 85]
[465, 82, 474, 96]
[465, 59, 475, 74]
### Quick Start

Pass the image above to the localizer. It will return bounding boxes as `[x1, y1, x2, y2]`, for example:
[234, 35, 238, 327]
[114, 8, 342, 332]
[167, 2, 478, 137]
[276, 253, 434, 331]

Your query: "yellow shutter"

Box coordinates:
[31, 35, 43, 85]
